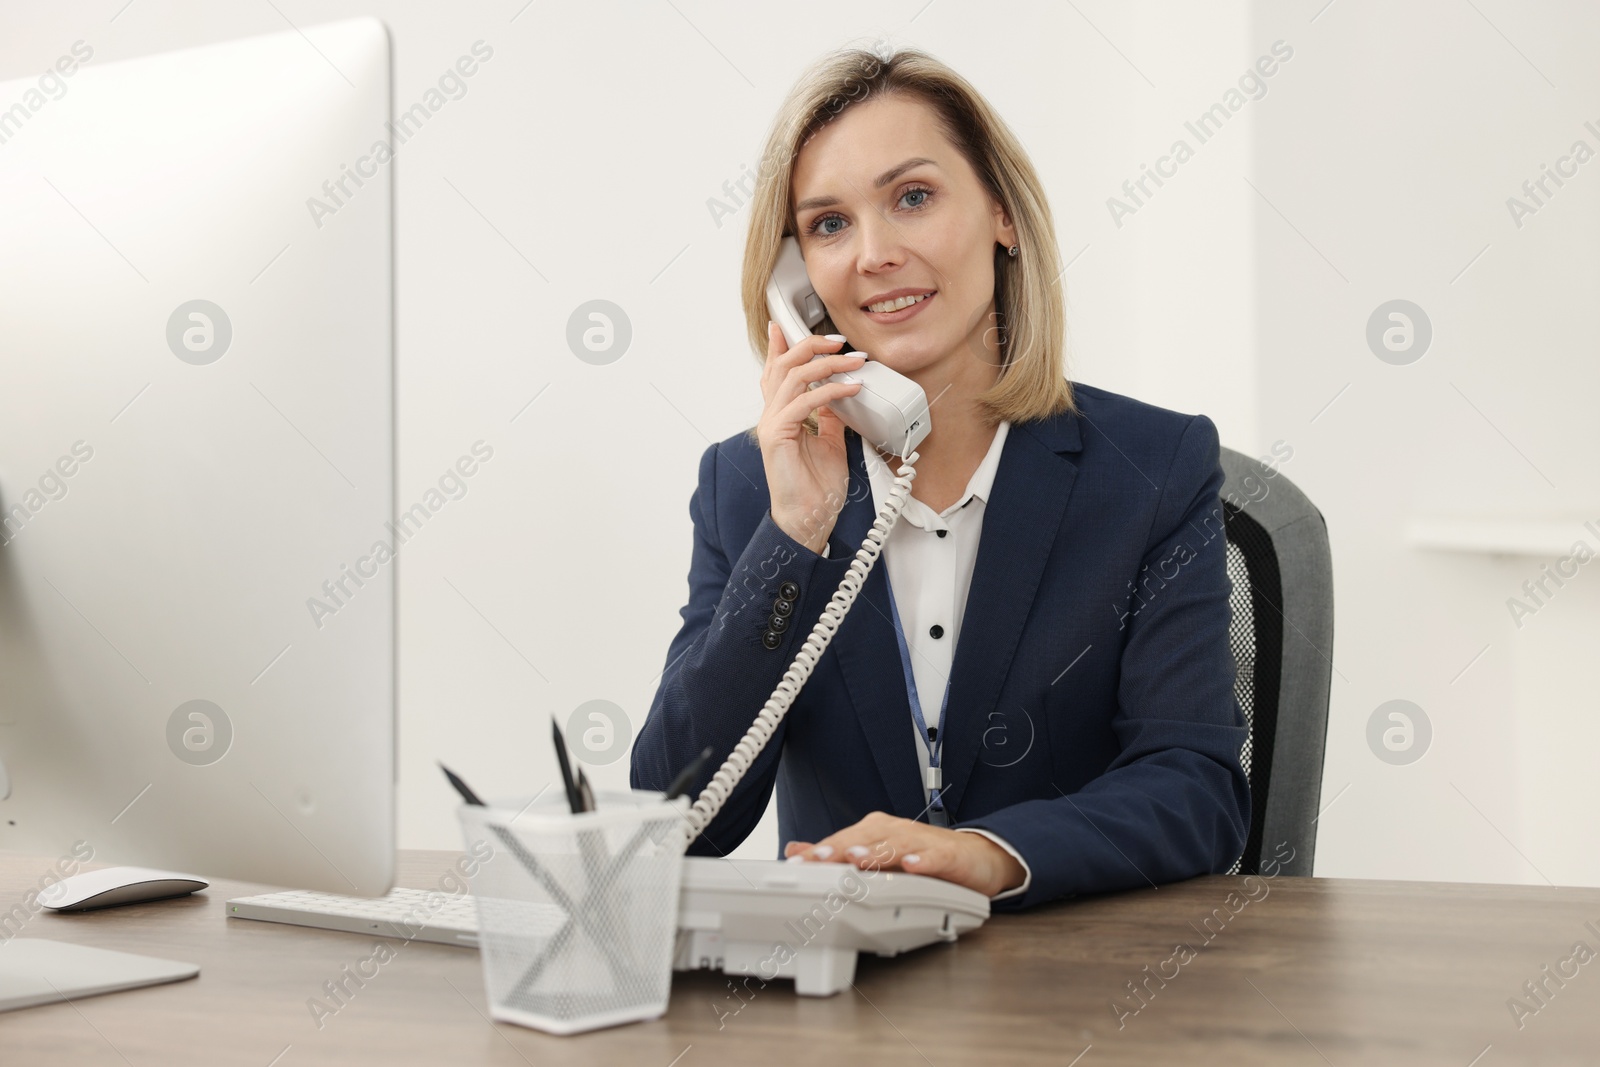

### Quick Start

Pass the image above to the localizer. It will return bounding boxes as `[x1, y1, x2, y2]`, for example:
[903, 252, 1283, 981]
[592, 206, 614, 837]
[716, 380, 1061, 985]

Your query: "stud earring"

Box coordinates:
[1007, 244, 1019, 257]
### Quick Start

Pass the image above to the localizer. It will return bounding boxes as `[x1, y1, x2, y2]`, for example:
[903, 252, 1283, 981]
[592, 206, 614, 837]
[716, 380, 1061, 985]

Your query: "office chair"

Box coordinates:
[1218, 447, 1333, 877]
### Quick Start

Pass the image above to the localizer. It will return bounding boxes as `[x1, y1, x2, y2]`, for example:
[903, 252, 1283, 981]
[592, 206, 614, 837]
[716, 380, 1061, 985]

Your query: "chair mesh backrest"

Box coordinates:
[1222, 504, 1284, 876]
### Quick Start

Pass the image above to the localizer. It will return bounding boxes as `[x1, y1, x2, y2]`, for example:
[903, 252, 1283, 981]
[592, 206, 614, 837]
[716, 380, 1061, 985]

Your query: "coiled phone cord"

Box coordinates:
[679, 449, 920, 846]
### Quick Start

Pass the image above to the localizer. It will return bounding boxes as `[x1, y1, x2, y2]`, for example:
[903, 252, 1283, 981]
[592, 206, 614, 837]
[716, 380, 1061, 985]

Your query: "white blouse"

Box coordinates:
[821, 420, 1031, 900]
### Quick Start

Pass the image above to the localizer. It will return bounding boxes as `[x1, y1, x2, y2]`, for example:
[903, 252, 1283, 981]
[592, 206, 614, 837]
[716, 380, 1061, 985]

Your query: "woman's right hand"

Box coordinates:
[757, 320, 866, 555]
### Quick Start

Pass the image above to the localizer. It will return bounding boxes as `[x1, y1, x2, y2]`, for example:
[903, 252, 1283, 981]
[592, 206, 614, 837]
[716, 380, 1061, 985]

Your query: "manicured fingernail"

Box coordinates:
[811, 845, 834, 859]
[824, 333, 846, 342]
[904, 853, 921, 865]
[786, 853, 805, 863]
[846, 845, 869, 858]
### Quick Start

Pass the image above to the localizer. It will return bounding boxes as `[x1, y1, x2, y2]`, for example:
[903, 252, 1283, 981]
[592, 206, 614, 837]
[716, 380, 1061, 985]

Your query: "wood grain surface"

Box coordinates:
[1, 849, 1596, 1065]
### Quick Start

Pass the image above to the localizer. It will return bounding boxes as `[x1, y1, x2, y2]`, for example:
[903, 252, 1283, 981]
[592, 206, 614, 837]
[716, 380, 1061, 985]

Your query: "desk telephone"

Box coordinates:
[668, 235, 934, 844]
[226, 239, 981, 1000]
[662, 238, 983, 994]
[674, 235, 934, 846]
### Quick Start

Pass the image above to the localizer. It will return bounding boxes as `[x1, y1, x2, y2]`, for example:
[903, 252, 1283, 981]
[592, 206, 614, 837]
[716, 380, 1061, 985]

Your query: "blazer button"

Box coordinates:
[772, 597, 793, 618]
[769, 613, 789, 634]
[779, 581, 800, 602]
[761, 631, 782, 650]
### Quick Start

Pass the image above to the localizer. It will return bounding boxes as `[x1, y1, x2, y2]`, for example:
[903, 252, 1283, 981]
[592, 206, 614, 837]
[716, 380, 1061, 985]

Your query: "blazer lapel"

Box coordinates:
[824, 411, 1084, 822]
[937, 411, 1083, 817]
[825, 430, 925, 818]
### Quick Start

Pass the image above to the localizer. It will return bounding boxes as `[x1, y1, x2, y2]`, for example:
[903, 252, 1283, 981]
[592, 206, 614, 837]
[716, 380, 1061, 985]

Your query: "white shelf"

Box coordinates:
[1407, 517, 1600, 557]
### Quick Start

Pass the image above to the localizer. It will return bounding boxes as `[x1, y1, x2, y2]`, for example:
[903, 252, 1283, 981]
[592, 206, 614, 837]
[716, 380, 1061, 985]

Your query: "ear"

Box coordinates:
[992, 198, 1017, 252]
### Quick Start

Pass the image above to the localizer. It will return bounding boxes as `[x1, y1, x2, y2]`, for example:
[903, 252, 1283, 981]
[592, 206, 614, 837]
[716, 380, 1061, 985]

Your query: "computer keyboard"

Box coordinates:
[227, 857, 990, 995]
[228, 887, 483, 947]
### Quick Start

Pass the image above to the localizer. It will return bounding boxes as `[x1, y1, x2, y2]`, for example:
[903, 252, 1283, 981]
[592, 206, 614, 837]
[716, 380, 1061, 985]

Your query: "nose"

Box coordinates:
[853, 211, 907, 278]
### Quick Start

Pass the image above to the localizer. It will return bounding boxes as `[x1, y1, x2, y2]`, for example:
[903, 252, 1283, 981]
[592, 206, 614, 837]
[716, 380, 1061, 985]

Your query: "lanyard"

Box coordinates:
[883, 570, 952, 826]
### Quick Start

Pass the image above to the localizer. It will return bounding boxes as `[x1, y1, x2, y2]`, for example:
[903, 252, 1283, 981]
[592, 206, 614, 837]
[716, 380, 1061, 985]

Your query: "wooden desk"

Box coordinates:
[2, 850, 1596, 1065]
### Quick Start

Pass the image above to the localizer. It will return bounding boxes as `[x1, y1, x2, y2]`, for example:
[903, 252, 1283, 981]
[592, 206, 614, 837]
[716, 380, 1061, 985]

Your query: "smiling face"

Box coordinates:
[790, 92, 1017, 381]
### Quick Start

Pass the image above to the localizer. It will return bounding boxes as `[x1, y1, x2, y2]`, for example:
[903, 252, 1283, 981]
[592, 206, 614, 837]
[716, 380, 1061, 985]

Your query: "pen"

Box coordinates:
[551, 718, 584, 815]
[575, 765, 596, 813]
[552, 718, 610, 881]
[666, 746, 716, 802]
[439, 761, 485, 807]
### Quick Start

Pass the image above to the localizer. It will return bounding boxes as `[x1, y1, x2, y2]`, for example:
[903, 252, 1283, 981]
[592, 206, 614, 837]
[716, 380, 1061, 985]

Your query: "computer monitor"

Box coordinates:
[0, 18, 395, 895]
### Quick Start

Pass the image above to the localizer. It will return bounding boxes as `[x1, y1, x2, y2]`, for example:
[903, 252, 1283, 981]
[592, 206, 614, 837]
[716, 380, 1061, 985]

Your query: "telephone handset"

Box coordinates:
[763, 236, 932, 458]
[677, 238, 933, 847]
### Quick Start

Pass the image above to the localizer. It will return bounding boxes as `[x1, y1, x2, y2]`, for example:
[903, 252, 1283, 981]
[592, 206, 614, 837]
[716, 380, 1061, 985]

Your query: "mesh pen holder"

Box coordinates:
[458, 789, 688, 1035]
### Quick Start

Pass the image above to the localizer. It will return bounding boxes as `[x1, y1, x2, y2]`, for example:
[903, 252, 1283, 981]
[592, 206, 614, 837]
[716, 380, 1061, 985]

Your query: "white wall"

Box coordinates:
[5, 1, 1589, 885]
[1250, 0, 1600, 886]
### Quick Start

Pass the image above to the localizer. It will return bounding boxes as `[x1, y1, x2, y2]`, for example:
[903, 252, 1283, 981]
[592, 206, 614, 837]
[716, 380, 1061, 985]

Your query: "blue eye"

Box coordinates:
[803, 185, 934, 238]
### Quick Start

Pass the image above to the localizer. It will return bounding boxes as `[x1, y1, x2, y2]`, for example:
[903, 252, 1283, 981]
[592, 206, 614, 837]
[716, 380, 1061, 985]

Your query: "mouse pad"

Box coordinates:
[0, 938, 198, 1013]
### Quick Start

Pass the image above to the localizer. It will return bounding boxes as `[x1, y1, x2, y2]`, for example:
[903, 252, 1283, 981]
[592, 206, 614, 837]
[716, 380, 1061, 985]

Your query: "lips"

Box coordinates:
[862, 289, 937, 323]
[861, 288, 936, 312]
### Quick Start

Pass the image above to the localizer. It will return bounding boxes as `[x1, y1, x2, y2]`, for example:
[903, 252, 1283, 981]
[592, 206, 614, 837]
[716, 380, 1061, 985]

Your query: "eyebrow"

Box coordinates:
[793, 156, 939, 214]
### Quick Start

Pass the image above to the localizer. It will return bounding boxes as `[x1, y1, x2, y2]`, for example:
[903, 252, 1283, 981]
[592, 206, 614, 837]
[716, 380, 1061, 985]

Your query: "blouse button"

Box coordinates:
[929, 624, 945, 639]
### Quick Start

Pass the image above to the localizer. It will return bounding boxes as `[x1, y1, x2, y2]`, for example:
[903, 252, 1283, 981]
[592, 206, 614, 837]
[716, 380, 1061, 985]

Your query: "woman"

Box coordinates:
[631, 46, 1250, 909]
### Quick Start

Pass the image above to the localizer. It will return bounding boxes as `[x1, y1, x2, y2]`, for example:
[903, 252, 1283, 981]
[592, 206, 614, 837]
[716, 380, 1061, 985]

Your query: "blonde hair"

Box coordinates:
[740, 44, 1074, 443]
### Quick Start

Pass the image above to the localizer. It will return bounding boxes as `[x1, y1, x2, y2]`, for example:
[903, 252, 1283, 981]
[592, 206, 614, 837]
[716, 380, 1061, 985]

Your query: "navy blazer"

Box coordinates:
[631, 381, 1251, 910]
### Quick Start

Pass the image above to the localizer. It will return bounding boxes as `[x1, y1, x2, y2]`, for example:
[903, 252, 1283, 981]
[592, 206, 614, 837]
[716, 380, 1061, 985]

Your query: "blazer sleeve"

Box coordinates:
[630, 440, 853, 856]
[952, 413, 1251, 910]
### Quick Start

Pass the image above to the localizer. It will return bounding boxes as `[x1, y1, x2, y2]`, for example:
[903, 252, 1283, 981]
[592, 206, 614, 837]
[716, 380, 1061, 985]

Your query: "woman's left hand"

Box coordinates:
[782, 811, 1026, 898]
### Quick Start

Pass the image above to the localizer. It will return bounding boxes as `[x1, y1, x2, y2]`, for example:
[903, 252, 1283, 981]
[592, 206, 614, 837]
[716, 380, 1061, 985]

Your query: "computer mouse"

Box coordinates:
[38, 867, 210, 911]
